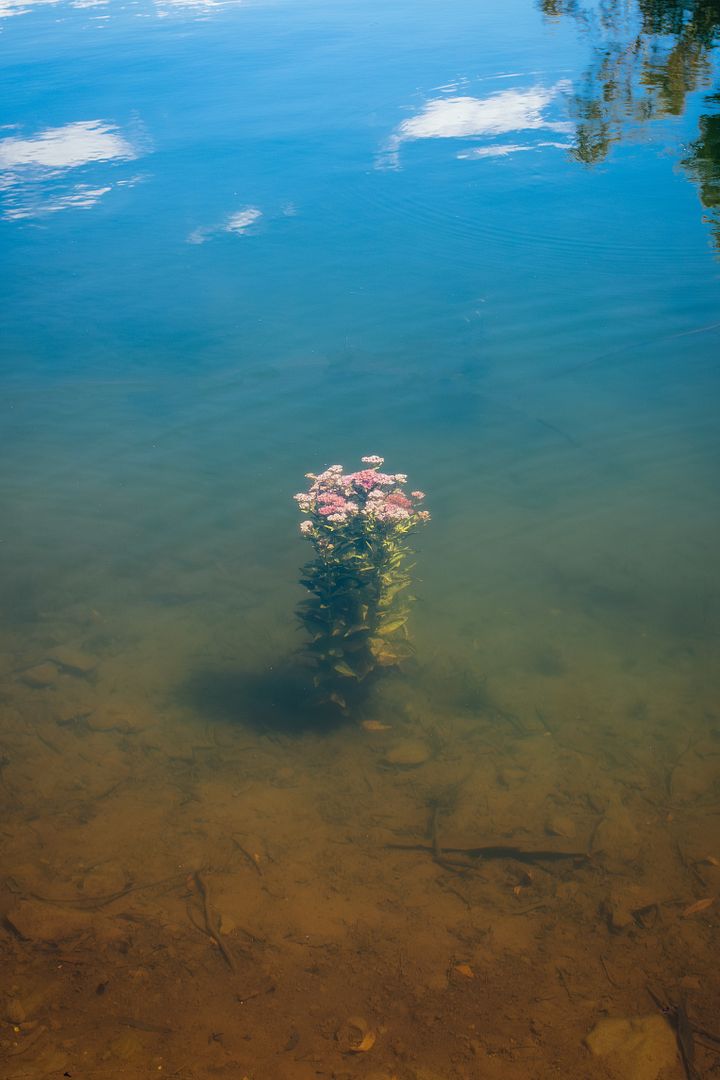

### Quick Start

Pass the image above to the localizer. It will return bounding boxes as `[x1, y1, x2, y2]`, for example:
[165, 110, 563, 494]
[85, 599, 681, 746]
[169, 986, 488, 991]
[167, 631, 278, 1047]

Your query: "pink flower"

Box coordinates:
[346, 469, 382, 491]
[294, 456, 429, 535]
[318, 492, 350, 510]
[376, 504, 410, 522]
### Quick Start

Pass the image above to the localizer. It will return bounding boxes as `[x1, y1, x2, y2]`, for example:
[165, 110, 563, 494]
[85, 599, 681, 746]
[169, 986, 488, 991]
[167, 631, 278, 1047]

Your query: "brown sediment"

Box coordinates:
[2, 635, 719, 1080]
[117, 1016, 174, 1034]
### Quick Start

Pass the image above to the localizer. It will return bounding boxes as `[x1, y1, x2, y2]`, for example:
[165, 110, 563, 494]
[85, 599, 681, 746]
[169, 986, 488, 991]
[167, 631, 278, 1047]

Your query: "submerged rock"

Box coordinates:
[384, 740, 431, 767]
[335, 1015, 376, 1053]
[603, 883, 659, 932]
[6, 900, 94, 943]
[496, 765, 527, 787]
[584, 1015, 677, 1080]
[46, 646, 97, 676]
[20, 663, 58, 688]
[591, 799, 641, 862]
[545, 813, 577, 839]
[86, 705, 143, 733]
[6, 899, 127, 948]
[4, 997, 26, 1024]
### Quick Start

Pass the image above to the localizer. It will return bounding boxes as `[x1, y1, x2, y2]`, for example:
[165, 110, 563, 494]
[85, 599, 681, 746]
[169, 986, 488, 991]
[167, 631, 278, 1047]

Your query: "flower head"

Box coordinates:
[294, 454, 429, 537]
[346, 469, 383, 491]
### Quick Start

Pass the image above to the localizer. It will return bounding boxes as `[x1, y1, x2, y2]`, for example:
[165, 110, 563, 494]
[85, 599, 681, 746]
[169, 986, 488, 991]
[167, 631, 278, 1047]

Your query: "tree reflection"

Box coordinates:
[540, 0, 720, 246]
[682, 94, 720, 245]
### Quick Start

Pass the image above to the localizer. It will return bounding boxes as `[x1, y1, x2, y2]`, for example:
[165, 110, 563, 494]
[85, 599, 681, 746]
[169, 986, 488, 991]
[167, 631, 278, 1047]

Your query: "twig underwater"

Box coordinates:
[5, 874, 184, 910]
[387, 840, 591, 868]
[646, 984, 720, 1080]
[190, 871, 238, 974]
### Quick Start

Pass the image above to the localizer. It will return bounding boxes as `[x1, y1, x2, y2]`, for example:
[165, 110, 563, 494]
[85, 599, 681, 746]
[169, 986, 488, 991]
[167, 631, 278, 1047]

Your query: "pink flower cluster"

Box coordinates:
[294, 455, 430, 532]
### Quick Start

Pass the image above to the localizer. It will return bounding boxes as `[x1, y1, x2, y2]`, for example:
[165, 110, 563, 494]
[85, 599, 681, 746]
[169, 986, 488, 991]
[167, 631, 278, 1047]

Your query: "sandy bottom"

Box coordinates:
[1, 609, 719, 1080]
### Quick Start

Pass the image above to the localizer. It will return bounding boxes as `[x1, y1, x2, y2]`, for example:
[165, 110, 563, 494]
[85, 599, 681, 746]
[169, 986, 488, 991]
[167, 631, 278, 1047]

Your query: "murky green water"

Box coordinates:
[1, 0, 719, 1076]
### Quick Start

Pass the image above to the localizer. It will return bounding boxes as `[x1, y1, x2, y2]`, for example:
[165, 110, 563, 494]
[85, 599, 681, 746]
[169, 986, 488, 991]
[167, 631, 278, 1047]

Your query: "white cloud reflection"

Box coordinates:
[457, 140, 572, 159]
[0, 121, 135, 170]
[0, 0, 59, 17]
[3, 184, 111, 220]
[155, 0, 219, 14]
[154, 0, 249, 16]
[381, 82, 573, 167]
[0, 0, 237, 16]
[188, 206, 262, 244]
[0, 120, 140, 221]
[226, 207, 262, 233]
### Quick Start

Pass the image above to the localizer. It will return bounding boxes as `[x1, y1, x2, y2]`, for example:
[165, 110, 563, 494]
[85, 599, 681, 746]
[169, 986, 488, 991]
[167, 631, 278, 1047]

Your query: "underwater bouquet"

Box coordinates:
[294, 455, 430, 709]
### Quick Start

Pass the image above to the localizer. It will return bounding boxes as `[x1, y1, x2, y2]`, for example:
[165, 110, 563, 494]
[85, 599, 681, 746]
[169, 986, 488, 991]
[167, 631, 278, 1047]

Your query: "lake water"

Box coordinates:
[2, 0, 719, 1076]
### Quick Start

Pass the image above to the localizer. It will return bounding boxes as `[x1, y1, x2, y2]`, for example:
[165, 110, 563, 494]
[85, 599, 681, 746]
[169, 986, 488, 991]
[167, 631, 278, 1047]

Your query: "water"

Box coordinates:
[1, 0, 719, 1075]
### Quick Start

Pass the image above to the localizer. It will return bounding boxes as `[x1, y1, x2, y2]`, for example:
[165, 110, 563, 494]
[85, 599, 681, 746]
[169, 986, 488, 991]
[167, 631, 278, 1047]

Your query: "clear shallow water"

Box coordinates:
[1, 0, 720, 1076]
[2, 0, 719, 670]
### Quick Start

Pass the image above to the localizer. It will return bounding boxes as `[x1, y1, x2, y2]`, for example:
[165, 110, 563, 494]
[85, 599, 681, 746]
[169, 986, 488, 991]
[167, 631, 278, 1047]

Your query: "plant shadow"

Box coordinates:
[178, 658, 354, 735]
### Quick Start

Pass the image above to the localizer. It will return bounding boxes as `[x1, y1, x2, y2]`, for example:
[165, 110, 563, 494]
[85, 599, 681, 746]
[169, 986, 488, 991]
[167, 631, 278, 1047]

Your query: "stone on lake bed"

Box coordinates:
[497, 765, 527, 787]
[584, 1015, 677, 1080]
[6, 899, 127, 947]
[591, 799, 641, 862]
[4, 997, 26, 1024]
[545, 814, 577, 839]
[86, 705, 143, 733]
[6, 900, 95, 943]
[20, 662, 58, 688]
[384, 740, 431, 767]
[46, 646, 98, 675]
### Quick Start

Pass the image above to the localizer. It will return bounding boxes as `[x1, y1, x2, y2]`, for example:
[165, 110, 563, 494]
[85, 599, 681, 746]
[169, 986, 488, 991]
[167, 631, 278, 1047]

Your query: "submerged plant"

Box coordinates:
[294, 455, 430, 710]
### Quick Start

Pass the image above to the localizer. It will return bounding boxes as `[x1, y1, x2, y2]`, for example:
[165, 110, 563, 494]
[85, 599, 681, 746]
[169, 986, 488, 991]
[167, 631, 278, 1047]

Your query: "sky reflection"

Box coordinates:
[383, 82, 573, 166]
[0, 120, 140, 221]
[188, 206, 263, 244]
[0, 0, 239, 16]
[0, 0, 59, 17]
[0, 121, 135, 170]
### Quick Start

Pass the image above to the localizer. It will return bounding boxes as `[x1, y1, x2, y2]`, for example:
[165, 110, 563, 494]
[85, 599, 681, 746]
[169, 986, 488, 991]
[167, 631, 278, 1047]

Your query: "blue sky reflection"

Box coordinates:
[0, 119, 141, 220]
[382, 82, 573, 167]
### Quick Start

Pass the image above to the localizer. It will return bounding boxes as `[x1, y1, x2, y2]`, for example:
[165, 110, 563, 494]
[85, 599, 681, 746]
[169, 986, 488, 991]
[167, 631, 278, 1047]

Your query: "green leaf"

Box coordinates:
[368, 637, 413, 666]
[333, 660, 358, 679]
[380, 581, 410, 602]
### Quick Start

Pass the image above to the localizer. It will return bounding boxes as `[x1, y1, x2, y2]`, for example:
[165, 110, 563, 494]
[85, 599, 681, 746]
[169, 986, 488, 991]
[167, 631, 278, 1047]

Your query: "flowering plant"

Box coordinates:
[294, 455, 430, 710]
